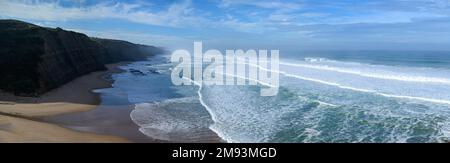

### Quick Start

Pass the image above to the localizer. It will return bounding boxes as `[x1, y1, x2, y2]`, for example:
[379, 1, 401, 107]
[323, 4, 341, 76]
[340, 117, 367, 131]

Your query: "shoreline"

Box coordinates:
[43, 59, 224, 143]
[0, 63, 130, 143]
[43, 61, 222, 143]
[1, 60, 224, 143]
[42, 62, 159, 142]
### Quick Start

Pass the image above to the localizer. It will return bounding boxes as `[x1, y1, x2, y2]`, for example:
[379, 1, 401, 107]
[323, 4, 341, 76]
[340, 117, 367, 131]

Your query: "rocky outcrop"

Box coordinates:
[0, 19, 163, 96]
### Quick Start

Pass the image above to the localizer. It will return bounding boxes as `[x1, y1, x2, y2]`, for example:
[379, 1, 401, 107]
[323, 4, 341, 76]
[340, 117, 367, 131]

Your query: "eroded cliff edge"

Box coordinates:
[0, 19, 164, 96]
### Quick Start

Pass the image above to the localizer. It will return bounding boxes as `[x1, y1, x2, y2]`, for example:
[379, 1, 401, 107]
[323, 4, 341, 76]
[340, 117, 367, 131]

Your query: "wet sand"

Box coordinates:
[42, 89, 159, 143]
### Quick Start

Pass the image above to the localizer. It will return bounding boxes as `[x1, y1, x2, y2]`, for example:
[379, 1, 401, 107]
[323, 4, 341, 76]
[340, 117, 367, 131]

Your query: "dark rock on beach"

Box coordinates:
[129, 69, 146, 76]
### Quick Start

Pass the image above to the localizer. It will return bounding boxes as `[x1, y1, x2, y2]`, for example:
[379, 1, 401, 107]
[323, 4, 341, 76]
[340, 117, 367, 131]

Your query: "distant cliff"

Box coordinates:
[0, 19, 164, 96]
[92, 38, 163, 63]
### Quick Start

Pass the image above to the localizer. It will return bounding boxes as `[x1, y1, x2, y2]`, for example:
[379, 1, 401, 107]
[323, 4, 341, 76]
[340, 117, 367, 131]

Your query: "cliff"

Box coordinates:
[0, 19, 163, 96]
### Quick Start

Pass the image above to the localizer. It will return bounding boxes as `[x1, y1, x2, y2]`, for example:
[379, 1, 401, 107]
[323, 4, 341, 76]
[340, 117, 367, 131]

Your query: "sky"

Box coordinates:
[1, 0, 450, 52]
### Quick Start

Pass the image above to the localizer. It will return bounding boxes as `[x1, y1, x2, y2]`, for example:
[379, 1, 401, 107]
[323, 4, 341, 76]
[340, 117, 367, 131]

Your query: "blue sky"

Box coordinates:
[1, 0, 450, 52]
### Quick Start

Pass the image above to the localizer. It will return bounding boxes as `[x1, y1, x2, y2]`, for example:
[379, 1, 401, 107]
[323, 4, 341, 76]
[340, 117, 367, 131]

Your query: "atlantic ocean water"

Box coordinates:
[105, 51, 450, 143]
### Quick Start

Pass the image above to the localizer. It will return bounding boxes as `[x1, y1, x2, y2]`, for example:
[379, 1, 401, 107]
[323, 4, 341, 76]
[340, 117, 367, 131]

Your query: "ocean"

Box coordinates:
[104, 51, 450, 143]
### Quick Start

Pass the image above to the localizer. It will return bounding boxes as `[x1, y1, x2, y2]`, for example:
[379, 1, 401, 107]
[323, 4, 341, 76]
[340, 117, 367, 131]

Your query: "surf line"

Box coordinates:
[279, 61, 450, 85]
[243, 60, 450, 106]
[183, 77, 235, 143]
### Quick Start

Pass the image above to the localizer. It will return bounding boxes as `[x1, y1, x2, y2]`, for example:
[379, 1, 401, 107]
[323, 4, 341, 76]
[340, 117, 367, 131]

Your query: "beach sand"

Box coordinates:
[0, 63, 130, 143]
[0, 115, 127, 143]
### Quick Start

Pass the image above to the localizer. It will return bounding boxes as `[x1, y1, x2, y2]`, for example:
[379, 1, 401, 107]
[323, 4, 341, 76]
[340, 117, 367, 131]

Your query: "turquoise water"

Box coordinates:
[113, 51, 450, 143]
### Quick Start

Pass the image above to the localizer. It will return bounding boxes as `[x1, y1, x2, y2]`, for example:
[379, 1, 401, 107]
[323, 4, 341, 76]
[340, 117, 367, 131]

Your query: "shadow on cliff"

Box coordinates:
[0, 67, 129, 107]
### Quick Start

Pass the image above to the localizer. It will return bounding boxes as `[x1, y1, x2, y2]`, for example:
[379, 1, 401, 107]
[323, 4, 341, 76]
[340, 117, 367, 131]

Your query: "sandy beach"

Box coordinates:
[0, 63, 130, 143]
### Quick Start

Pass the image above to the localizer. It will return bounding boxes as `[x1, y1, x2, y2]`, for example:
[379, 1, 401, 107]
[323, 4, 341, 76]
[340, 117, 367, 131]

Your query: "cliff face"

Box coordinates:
[36, 28, 110, 95]
[0, 20, 163, 96]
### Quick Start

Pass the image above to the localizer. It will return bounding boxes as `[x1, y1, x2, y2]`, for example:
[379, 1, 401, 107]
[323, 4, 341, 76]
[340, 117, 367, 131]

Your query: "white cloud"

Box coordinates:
[219, 18, 264, 33]
[67, 28, 194, 50]
[0, 0, 202, 27]
[0, 0, 266, 33]
[220, 0, 302, 10]
[268, 13, 292, 22]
